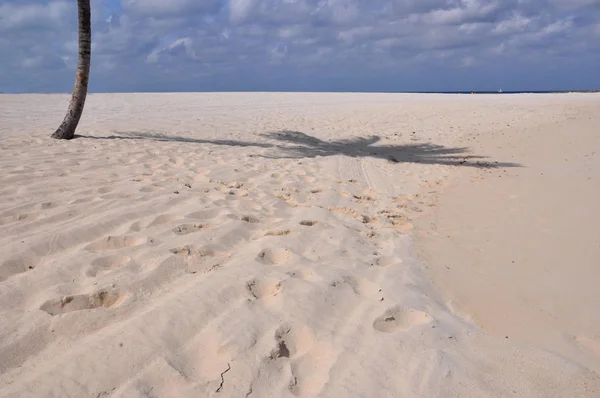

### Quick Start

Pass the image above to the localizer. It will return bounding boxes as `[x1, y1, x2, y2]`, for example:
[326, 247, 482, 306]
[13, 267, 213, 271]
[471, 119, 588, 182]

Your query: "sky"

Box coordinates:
[0, 0, 599, 93]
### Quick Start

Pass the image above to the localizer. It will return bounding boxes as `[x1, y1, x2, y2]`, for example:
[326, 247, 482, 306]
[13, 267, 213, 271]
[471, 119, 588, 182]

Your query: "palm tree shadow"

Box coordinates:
[260, 130, 520, 168]
[75, 132, 273, 148]
[76, 130, 520, 168]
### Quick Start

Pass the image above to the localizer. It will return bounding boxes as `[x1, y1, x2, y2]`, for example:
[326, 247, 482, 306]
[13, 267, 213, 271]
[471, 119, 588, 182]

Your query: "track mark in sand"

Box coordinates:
[373, 256, 403, 267]
[0, 256, 42, 282]
[87, 256, 131, 277]
[211, 179, 245, 189]
[246, 278, 282, 299]
[331, 275, 383, 301]
[92, 255, 131, 268]
[0, 212, 43, 225]
[139, 185, 163, 193]
[187, 209, 223, 220]
[239, 215, 260, 223]
[171, 245, 231, 274]
[172, 223, 213, 235]
[169, 156, 185, 168]
[131, 177, 153, 183]
[379, 210, 414, 232]
[264, 229, 291, 237]
[257, 248, 292, 265]
[70, 197, 95, 205]
[573, 335, 600, 357]
[276, 192, 293, 201]
[378, 210, 408, 220]
[148, 214, 184, 227]
[353, 193, 376, 203]
[40, 202, 56, 210]
[299, 220, 318, 227]
[40, 288, 126, 316]
[373, 306, 433, 333]
[97, 186, 115, 194]
[129, 221, 144, 232]
[86, 236, 148, 252]
[329, 206, 374, 224]
[287, 269, 316, 281]
[391, 221, 414, 234]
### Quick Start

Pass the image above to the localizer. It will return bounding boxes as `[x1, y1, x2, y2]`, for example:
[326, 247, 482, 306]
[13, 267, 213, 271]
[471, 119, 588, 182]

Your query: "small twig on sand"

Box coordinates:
[216, 363, 231, 393]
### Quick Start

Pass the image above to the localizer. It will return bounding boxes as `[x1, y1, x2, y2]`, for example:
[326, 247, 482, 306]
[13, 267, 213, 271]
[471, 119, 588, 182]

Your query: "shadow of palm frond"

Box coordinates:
[76, 131, 274, 148]
[260, 130, 520, 168]
[76, 130, 520, 168]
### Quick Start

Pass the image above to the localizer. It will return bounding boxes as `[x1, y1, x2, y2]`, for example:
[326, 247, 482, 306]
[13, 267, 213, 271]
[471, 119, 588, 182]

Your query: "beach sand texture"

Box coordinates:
[1, 93, 599, 397]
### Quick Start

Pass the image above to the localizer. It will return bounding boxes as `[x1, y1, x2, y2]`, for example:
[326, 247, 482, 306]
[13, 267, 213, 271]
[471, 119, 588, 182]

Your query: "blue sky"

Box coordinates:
[0, 0, 599, 93]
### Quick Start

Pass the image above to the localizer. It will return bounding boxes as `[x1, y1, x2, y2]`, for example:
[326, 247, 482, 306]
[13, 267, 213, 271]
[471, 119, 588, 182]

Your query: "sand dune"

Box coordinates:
[0, 93, 599, 397]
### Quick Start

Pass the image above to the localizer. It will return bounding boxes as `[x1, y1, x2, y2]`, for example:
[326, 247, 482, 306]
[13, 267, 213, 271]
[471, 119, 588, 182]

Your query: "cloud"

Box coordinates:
[121, 0, 222, 17]
[411, 0, 504, 25]
[0, 0, 598, 92]
[0, 1, 71, 30]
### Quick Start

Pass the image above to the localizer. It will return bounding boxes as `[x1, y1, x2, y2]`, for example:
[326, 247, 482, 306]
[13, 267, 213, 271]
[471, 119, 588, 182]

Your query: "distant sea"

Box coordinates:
[411, 90, 599, 94]
[1, 90, 598, 94]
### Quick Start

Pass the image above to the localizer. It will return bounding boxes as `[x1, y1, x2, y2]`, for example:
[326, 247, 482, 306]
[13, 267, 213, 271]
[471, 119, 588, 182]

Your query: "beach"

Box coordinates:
[1, 92, 599, 397]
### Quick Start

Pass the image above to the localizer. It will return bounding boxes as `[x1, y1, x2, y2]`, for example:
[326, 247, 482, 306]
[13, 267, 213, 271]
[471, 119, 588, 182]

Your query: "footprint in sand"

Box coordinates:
[86, 236, 148, 252]
[373, 256, 403, 267]
[381, 212, 414, 232]
[172, 223, 212, 235]
[148, 214, 184, 227]
[97, 186, 115, 194]
[287, 269, 318, 281]
[187, 209, 223, 220]
[263, 229, 291, 237]
[169, 156, 185, 168]
[70, 197, 96, 205]
[131, 177, 153, 184]
[328, 207, 374, 224]
[129, 221, 144, 232]
[332, 275, 383, 301]
[171, 245, 231, 274]
[246, 278, 282, 300]
[39, 202, 57, 210]
[288, 343, 335, 397]
[257, 248, 292, 265]
[263, 324, 330, 397]
[269, 325, 314, 360]
[373, 306, 433, 333]
[0, 212, 43, 225]
[354, 190, 377, 202]
[239, 215, 260, 224]
[0, 256, 42, 282]
[139, 185, 163, 193]
[87, 255, 132, 277]
[40, 288, 126, 316]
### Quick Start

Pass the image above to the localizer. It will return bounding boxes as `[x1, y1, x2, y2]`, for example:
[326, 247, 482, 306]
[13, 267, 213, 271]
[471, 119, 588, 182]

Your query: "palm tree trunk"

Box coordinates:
[52, 0, 91, 140]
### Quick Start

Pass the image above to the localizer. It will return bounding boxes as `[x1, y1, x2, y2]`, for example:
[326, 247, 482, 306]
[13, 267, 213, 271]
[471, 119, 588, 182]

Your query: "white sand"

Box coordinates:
[0, 93, 599, 397]
[416, 98, 600, 377]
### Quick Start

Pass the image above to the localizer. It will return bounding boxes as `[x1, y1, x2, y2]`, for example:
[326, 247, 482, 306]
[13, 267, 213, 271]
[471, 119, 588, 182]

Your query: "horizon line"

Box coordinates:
[2, 90, 599, 95]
